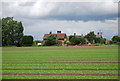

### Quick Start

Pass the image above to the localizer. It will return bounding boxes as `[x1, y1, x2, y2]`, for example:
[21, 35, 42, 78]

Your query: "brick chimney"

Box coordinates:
[57, 31, 61, 34]
[49, 32, 52, 34]
[74, 33, 76, 36]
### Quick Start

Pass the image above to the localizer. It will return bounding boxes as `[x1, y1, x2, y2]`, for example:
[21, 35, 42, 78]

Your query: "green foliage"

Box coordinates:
[70, 37, 86, 45]
[95, 37, 101, 43]
[56, 41, 62, 46]
[69, 35, 75, 40]
[64, 41, 71, 46]
[85, 31, 96, 43]
[78, 37, 86, 45]
[112, 35, 120, 43]
[70, 37, 79, 45]
[100, 38, 106, 44]
[44, 35, 57, 46]
[22, 35, 33, 46]
[1, 17, 24, 46]
[33, 40, 42, 46]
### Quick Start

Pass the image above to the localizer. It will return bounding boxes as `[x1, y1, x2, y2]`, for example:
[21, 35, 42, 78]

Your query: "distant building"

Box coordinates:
[43, 31, 67, 45]
[73, 33, 84, 37]
[69, 33, 84, 40]
[96, 31, 102, 38]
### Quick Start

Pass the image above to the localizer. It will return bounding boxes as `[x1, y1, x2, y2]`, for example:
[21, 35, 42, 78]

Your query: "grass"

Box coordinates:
[2, 45, 119, 79]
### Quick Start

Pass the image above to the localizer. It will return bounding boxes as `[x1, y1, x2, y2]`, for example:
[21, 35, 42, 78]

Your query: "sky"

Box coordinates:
[1, 0, 119, 40]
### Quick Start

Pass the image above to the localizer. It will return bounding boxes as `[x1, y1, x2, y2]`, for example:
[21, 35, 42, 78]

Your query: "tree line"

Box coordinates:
[0, 17, 120, 46]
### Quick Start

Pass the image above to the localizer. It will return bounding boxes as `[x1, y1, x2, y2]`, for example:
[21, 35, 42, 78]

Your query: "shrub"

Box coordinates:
[70, 37, 86, 45]
[22, 35, 33, 46]
[56, 41, 62, 46]
[112, 35, 120, 44]
[44, 35, 56, 46]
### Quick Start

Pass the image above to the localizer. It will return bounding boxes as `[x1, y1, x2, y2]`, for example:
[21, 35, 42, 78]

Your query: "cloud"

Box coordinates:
[2, 1, 118, 21]
[2, 1, 56, 19]
[2, 0, 119, 2]
[45, 2, 118, 21]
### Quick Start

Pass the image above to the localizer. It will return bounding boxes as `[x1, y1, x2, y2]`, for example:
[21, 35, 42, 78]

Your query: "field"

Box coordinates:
[2, 45, 119, 79]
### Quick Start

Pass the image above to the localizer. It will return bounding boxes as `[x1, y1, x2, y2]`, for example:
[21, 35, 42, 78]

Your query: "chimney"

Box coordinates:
[81, 34, 83, 37]
[57, 31, 61, 34]
[49, 32, 52, 34]
[74, 33, 76, 36]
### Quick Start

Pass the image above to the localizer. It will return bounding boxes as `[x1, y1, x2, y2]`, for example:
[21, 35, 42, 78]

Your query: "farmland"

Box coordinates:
[2, 45, 119, 79]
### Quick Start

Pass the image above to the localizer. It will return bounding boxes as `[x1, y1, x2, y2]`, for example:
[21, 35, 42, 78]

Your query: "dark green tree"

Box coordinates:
[78, 37, 86, 44]
[70, 37, 86, 45]
[1, 17, 24, 46]
[85, 31, 96, 43]
[95, 37, 101, 43]
[44, 35, 57, 46]
[22, 35, 33, 46]
[70, 37, 79, 45]
[112, 35, 120, 43]
[69, 35, 75, 41]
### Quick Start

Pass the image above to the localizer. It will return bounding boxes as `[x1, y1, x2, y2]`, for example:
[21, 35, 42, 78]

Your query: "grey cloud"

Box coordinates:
[19, 2, 35, 6]
[41, 2, 118, 21]
[2, 2, 118, 21]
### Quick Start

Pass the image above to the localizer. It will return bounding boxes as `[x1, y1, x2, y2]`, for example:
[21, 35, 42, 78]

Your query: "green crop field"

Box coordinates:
[2, 45, 119, 79]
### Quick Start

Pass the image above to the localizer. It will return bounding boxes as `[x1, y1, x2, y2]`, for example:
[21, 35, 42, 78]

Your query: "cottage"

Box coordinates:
[43, 31, 67, 45]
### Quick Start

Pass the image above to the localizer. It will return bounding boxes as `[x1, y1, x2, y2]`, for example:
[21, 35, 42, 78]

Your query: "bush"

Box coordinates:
[22, 35, 33, 46]
[95, 37, 101, 43]
[70, 37, 86, 45]
[44, 35, 57, 46]
[56, 41, 62, 46]
[112, 35, 120, 44]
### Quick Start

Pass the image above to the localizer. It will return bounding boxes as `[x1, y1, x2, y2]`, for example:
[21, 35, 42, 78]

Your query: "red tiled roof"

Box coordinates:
[43, 34, 56, 39]
[43, 33, 66, 40]
[56, 33, 66, 39]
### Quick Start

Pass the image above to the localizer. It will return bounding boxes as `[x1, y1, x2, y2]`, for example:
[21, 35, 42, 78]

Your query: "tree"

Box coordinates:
[70, 37, 86, 45]
[70, 37, 79, 45]
[85, 31, 96, 43]
[112, 35, 120, 43]
[1, 17, 24, 46]
[100, 38, 106, 44]
[69, 35, 75, 41]
[78, 37, 86, 44]
[44, 35, 57, 46]
[22, 35, 33, 46]
[95, 37, 101, 43]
